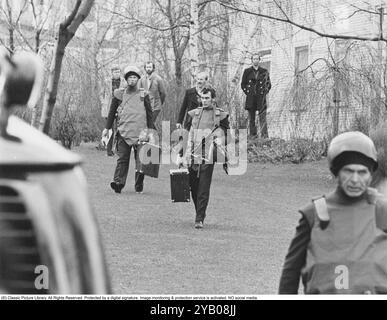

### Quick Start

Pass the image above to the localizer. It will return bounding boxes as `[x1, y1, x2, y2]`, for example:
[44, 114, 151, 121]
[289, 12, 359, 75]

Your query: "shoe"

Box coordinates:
[136, 191, 143, 194]
[110, 182, 123, 193]
[135, 186, 143, 193]
[194, 221, 203, 229]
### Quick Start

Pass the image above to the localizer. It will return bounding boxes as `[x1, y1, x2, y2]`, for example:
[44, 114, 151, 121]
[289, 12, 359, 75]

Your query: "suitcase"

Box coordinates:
[170, 168, 190, 202]
[136, 143, 161, 178]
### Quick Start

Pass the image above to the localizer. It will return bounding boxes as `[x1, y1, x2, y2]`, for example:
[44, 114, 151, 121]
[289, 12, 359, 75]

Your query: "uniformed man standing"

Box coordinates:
[102, 66, 155, 194]
[278, 131, 387, 294]
[179, 87, 229, 229]
[241, 53, 271, 138]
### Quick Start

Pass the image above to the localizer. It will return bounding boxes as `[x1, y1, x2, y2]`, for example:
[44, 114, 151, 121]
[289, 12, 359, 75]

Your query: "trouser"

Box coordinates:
[107, 133, 114, 155]
[248, 108, 268, 138]
[113, 133, 144, 191]
[189, 164, 214, 223]
[152, 109, 161, 132]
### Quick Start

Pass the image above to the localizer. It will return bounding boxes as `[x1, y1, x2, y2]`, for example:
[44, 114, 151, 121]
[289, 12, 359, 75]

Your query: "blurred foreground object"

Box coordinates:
[0, 48, 111, 294]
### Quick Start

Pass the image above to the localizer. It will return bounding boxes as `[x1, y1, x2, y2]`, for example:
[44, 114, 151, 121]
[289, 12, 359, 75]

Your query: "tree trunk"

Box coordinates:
[189, 0, 199, 86]
[8, 28, 14, 53]
[175, 56, 183, 87]
[38, 0, 94, 135]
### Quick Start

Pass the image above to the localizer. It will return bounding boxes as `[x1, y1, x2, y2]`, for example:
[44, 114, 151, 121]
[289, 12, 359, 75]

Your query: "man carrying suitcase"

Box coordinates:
[102, 65, 155, 194]
[178, 87, 229, 229]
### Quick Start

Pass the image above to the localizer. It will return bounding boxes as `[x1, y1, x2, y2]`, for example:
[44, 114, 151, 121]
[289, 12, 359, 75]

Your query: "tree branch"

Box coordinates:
[215, 0, 387, 43]
[62, 0, 81, 29]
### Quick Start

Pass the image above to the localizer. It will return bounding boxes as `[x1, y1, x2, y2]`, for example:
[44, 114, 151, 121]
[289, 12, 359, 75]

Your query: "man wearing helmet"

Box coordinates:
[279, 131, 387, 294]
[102, 66, 155, 194]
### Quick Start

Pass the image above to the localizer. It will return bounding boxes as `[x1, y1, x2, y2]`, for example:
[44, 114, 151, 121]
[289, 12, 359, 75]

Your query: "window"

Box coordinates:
[295, 45, 309, 75]
[258, 49, 272, 71]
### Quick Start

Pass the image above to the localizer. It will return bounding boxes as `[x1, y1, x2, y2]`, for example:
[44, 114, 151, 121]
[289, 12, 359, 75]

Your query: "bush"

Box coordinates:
[370, 122, 387, 185]
[350, 113, 370, 135]
[247, 136, 326, 164]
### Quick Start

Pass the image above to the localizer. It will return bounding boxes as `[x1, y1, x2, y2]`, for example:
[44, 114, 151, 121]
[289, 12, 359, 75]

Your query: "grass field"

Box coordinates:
[74, 143, 335, 295]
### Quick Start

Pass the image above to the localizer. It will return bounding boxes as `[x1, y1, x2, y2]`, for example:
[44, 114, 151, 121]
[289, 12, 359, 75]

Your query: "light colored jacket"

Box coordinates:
[139, 73, 166, 111]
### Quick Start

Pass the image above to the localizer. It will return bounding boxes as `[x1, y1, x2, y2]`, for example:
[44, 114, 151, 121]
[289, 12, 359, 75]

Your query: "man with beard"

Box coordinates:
[139, 61, 166, 127]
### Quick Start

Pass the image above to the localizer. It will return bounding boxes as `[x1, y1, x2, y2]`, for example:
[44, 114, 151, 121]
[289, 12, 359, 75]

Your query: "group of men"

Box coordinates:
[101, 62, 230, 229]
[101, 57, 387, 294]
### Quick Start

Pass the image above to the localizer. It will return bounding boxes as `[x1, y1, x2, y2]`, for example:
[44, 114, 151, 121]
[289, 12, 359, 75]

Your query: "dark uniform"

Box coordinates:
[185, 104, 229, 226]
[241, 66, 271, 138]
[177, 87, 203, 130]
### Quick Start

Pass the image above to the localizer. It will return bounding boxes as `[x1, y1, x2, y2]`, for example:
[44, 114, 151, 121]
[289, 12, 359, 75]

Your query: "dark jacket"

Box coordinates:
[177, 87, 202, 130]
[241, 66, 271, 111]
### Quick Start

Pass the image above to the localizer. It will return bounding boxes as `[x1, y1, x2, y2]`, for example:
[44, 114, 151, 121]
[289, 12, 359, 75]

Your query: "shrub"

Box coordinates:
[247, 137, 326, 164]
[370, 122, 387, 186]
[350, 113, 370, 135]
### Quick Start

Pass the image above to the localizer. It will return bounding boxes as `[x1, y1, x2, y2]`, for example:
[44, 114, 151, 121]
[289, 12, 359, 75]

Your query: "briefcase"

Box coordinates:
[170, 168, 190, 202]
[136, 143, 161, 178]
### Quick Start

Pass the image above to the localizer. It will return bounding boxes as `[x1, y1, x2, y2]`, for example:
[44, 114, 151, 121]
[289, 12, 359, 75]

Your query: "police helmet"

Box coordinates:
[123, 66, 141, 80]
[327, 131, 378, 175]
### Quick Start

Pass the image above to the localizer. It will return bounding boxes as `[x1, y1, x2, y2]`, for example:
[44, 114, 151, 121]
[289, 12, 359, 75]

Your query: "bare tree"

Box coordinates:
[0, 0, 29, 53]
[189, 0, 200, 85]
[214, 0, 387, 43]
[38, 0, 95, 135]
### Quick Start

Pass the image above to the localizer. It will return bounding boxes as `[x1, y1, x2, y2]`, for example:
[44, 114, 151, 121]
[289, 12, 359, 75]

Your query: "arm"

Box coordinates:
[219, 115, 230, 132]
[105, 97, 120, 129]
[265, 71, 272, 94]
[241, 69, 248, 95]
[278, 213, 310, 294]
[144, 95, 155, 129]
[376, 198, 387, 233]
[177, 91, 189, 124]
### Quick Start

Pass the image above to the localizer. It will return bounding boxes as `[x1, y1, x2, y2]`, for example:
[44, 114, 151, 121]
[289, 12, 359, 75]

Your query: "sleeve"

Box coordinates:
[278, 212, 311, 294]
[105, 97, 120, 129]
[265, 71, 272, 94]
[144, 95, 155, 129]
[219, 115, 230, 132]
[158, 78, 166, 105]
[376, 197, 387, 232]
[178, 91, 189, 124]
[241, 69, 248, 94]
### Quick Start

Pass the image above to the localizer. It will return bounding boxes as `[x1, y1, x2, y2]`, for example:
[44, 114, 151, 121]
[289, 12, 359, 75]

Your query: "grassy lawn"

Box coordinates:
[74, 143, 335, 295]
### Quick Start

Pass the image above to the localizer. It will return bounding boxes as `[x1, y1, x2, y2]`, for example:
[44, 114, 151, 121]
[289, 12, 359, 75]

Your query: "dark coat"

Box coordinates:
[241, 66, 271, 111]
[177, 87, 202, 130]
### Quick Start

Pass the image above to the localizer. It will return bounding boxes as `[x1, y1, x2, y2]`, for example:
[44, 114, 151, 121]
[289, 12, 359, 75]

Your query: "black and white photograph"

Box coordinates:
[1, 0, 387, 304]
